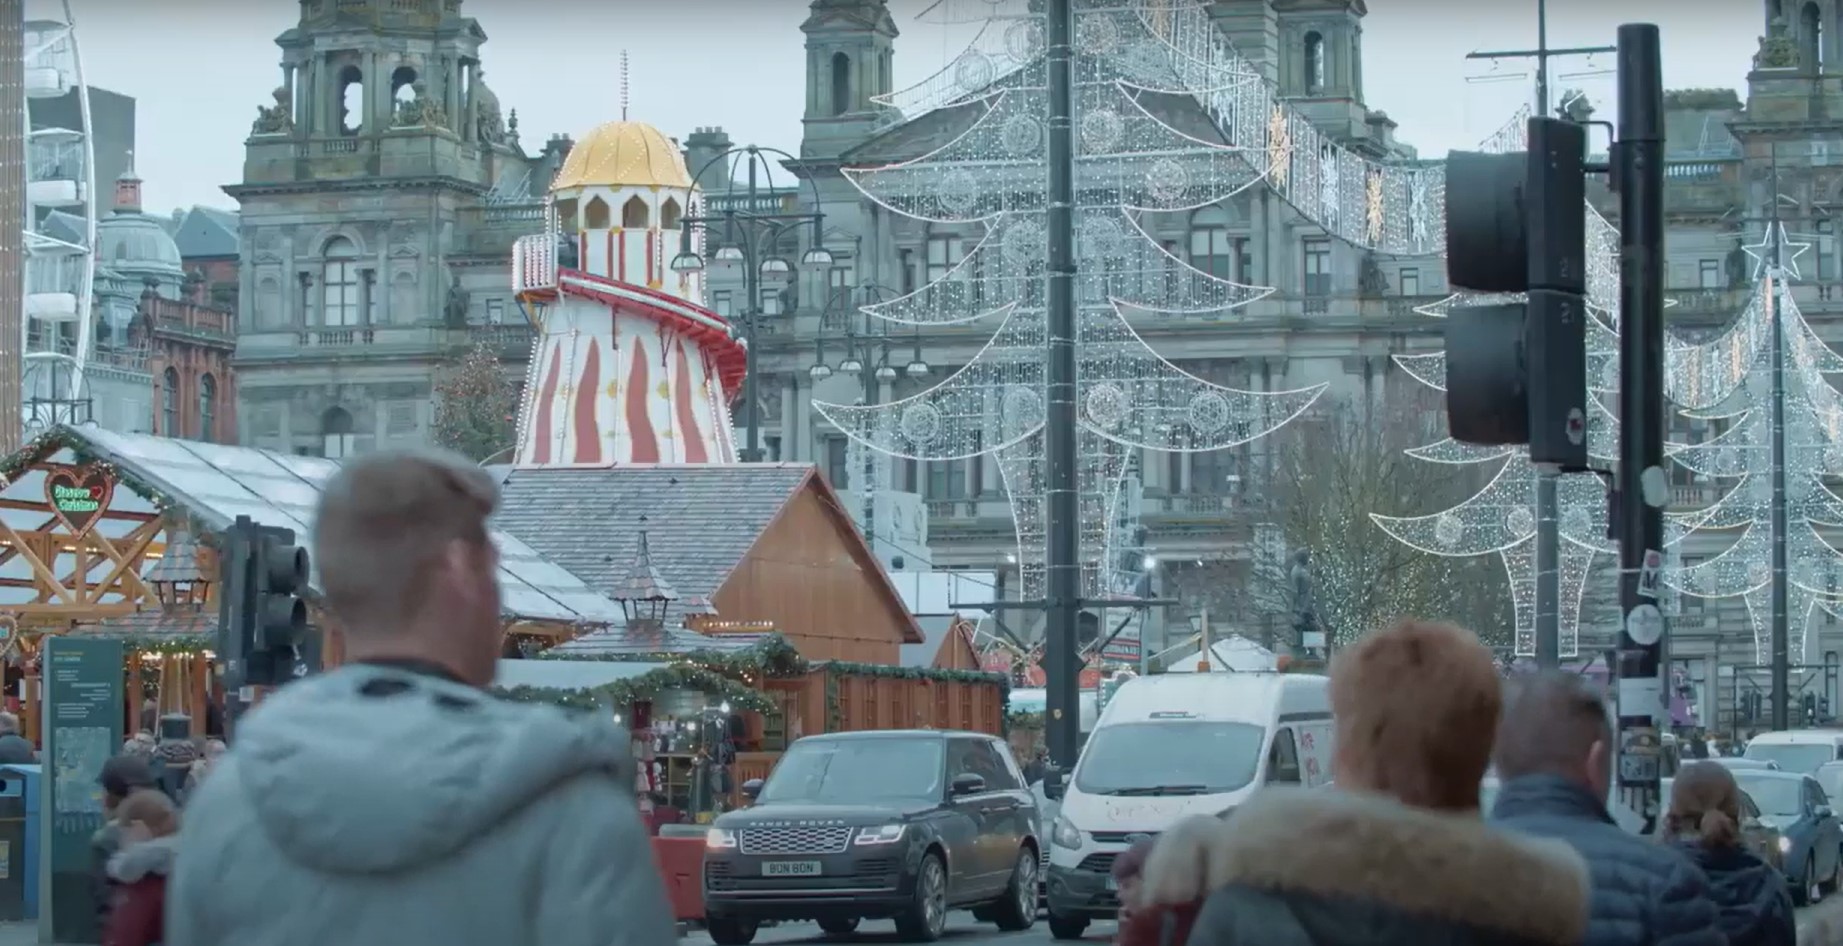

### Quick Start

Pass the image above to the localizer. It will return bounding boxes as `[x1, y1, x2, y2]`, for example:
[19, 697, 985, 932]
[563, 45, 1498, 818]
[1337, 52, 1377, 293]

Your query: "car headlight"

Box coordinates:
[1779, 835, 1793, 854]
[1052, 815, 1083, 850]
[854, 824, 907, 846]
[706, 828, 738, 851]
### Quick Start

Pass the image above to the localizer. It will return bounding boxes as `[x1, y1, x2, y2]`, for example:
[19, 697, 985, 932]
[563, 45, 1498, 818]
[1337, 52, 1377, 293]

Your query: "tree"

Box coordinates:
[1252, 395, 1511, 649]
[432, 341, 517, 462]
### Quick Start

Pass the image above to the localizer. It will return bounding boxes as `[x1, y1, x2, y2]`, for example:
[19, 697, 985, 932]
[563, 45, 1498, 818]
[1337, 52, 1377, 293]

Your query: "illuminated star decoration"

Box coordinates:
[1742, 222, 1812, 281]
[1364, 169, 1385, 245]
[1267, 104, 1293, 190]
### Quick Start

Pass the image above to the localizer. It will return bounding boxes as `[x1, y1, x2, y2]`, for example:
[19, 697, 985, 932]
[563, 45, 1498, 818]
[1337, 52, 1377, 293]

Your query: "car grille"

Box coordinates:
[1078, 852, 1118, 874]
[738, 826, 854, 856]
[1091, 831, 1160, 845]
[704, 857, 899, 892]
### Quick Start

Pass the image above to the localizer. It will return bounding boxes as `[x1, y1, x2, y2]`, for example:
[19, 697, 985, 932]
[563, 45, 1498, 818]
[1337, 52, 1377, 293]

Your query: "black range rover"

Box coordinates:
[703, 729, 1040, 944]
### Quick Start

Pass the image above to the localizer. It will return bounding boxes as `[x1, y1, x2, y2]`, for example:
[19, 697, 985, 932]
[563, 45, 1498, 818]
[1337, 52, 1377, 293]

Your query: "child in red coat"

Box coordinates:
[103, 789, 179, 946]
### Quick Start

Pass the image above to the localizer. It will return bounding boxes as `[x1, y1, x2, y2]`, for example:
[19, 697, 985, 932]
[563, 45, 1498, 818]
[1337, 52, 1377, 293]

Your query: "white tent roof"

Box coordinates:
[1163, 634, 1277, 673]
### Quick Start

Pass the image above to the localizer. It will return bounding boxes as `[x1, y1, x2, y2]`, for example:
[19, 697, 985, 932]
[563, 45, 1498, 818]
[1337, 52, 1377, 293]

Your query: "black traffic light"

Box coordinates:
[1442, 116, 1591, 471]
[216, 515, 311, 689]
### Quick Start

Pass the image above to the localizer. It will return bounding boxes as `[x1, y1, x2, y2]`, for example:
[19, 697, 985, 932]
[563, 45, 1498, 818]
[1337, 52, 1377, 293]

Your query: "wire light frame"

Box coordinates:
[818, 0, 1343, 603]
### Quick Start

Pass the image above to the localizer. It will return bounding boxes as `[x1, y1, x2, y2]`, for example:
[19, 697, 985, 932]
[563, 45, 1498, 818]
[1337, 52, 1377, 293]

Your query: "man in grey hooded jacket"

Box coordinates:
[167, 448, 674, 946]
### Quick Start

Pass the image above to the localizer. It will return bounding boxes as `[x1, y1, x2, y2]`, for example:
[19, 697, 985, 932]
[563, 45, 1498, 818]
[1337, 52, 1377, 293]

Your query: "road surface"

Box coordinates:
[681, 904, 1843, 946]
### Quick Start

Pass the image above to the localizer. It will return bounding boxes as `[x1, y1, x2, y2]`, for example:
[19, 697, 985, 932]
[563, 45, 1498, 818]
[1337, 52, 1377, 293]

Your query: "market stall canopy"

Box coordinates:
[1163, 634, 1278, 673]
[493, 658, 669, 691]
[6, 427, 624, 626]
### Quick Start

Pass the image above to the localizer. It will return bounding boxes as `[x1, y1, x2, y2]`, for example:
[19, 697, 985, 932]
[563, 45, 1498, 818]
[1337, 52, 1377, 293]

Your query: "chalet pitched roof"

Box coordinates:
[169, 207, 239, 259]
[16, 425, 622, 626]
[495, 464, 922, 646]
[902, 614, 962, 668]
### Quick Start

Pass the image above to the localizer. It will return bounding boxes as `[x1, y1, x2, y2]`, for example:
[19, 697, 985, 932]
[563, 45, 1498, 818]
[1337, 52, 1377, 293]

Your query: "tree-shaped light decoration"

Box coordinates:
[816, 0, 1408, 602]
[1666, 225, 1843, 663]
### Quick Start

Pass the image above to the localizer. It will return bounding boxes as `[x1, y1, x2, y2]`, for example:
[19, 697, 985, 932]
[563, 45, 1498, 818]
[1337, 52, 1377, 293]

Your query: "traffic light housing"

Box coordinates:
[216, 516, 311, 689]
[1442, 117, 1591, 471]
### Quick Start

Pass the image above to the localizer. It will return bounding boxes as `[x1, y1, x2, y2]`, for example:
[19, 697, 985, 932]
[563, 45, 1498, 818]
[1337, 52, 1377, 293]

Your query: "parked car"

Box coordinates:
[1733, 769, 1843, 905]
[702, 730, 1040, 944]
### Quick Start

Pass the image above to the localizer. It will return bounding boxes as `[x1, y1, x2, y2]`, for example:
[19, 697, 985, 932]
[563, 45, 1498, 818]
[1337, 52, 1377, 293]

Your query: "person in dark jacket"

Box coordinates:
[103, 789, 179, 946]
[1127, 620, 1590, 946]
[1665, 761, 1796, 946]
[1490, 670, 1724, 946]
[91, 755, 157, 934]
[0, 712, 35, 764]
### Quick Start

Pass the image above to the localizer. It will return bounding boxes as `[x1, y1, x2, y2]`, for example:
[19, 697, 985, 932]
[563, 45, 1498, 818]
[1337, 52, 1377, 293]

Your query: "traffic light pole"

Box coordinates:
[1466, 0, 1612, 670]
[1612, 23, 1667, 833]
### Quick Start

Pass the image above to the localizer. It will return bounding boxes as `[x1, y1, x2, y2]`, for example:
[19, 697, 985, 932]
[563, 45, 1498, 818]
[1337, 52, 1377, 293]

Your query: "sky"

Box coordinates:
[58, 0, 1762, 213]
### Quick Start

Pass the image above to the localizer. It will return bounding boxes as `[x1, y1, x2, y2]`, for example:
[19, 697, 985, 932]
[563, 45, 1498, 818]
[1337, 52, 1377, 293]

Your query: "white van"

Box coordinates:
[1745, 730, 1843, 774]
[1042, 673, 1334, 940]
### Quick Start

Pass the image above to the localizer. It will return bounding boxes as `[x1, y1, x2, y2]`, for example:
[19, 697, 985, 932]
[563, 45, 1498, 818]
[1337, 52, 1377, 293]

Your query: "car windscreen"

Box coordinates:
[1073, 721, 1263, 796]
[1736, 775, 1804, 820]
[758, 738, 944, 804]
[1745, 743, 1838, 775]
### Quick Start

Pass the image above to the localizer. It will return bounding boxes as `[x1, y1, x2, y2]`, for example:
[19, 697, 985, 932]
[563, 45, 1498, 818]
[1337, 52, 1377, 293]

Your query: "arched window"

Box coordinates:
[198, 373, 216, 443]
[660, 197, 682, 232]
[338, 64, 365, 135]
[583, 196, 610, 230]
[322, 237, 361, 326]
[322, 406, 356, 459]
[1803, 1, 1823, 69]
[622, 196, 650, 229]
[390, 65, 417, 113]
[831, 52, 852, 116]
[161, 367, 179, 437]
[1303, 32, 1325, 92]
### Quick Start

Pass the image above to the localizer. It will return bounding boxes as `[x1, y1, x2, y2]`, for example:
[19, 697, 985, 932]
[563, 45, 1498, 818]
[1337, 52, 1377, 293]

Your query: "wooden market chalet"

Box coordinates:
[0, 425, 1006, 804]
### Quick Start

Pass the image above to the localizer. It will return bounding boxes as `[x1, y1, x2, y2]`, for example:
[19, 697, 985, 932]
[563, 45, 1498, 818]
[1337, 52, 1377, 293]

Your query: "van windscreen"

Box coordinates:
[1744, 742, 1839, 775]
[1074, 721, 1264, 796]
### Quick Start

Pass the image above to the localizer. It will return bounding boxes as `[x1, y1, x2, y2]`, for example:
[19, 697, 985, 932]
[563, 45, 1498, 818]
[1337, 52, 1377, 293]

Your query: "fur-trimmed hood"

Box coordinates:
[1141, 787, 1590, 946]
[106, 835, 179, 883]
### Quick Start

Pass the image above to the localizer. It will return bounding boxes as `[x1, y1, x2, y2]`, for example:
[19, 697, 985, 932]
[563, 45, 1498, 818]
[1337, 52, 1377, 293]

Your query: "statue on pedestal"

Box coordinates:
[1289, 549, 1320, 650]
[443, 270, 471, 327]
[251, 86, 294, 135]
[394, 81, 448, 129]
[1755, 15, 1799, 70]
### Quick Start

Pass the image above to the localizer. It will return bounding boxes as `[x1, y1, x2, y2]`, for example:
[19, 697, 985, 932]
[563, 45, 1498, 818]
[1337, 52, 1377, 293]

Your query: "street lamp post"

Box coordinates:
[809, 284, 920, 550]
[671, 145, 834, 462]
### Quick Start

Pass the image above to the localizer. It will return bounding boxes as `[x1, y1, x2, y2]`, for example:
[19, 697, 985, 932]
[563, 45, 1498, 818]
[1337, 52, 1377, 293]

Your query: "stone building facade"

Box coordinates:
[225, 0, 545, 458]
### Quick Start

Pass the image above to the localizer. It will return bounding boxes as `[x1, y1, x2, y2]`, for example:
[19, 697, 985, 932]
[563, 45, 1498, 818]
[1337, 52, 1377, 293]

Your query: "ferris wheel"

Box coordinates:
[21, 0, 95, 433]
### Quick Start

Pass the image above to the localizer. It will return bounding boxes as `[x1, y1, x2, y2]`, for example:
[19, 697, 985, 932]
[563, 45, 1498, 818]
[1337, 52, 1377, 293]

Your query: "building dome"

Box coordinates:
[551, 121, 693, 192]
[96, 212, 184, 283]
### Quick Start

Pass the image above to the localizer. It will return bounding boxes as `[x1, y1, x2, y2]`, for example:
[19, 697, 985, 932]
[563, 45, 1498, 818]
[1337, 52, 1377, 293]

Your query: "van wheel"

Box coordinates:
[818, 917, 860, 937]
[894, 852, 948, 942]
[707, 916, 759, 946]
[1048, 912, 1089, 940]
[989, 847, 1038, 931]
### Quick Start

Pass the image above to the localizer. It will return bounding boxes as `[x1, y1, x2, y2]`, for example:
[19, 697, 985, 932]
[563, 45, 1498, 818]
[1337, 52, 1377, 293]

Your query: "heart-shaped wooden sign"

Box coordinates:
[44, 466, 113, 538]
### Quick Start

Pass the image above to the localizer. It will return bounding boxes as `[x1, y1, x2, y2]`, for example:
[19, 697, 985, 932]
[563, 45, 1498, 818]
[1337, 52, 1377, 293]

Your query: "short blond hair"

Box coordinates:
[314, 448, 499, 630]
[1329, 619, 1502, 811]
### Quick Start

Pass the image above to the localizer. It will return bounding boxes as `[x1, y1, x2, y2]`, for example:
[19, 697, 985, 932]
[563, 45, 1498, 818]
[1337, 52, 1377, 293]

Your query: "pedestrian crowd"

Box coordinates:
[52, 449, 1808, 945]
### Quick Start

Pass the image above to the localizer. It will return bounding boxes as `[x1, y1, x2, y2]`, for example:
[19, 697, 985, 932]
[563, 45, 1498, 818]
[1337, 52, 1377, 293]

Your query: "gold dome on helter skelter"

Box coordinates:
[550, 120, 693, 192]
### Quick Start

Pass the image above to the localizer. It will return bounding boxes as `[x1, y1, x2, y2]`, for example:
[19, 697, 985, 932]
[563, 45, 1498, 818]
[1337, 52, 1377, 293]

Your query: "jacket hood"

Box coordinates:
[1140, 787, 1590, 946]
[1677, 842, 1789, 939]
[230, 664, 635, 876]
[106, 835, 179, 882]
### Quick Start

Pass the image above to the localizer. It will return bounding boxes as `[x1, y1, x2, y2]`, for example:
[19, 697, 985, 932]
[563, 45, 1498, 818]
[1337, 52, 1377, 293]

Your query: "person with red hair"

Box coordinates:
[1120, 620, 1591, 946]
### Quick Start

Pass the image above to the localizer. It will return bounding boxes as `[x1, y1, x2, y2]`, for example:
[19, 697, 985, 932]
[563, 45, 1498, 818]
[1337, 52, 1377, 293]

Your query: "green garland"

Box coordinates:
[824, 673, 841, 733]
[0, 427, 181, 513]
[125, 635, 214, 656]
[1006, 708, 1045, 730]
[494, 664, 773, 713]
